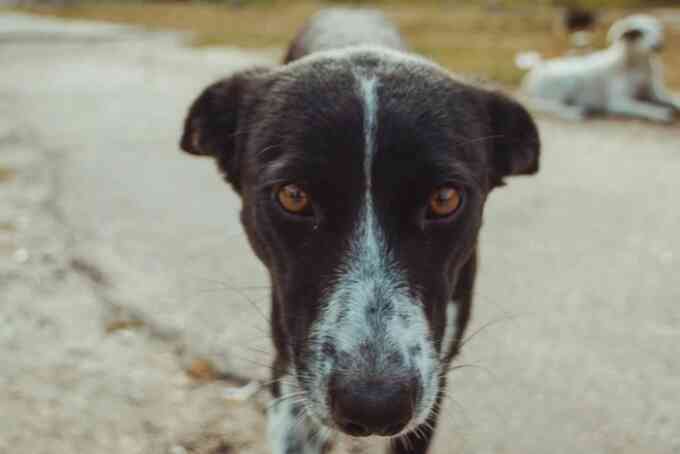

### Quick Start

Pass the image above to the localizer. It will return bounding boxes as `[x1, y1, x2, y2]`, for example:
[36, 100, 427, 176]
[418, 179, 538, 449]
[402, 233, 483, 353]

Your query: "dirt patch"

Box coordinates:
[0, 166, 17, 183]
[176, 435, 234, 454]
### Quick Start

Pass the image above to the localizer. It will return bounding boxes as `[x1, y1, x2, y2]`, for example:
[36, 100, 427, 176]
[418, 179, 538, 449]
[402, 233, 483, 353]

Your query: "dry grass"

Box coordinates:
[15, 1, 680, 87]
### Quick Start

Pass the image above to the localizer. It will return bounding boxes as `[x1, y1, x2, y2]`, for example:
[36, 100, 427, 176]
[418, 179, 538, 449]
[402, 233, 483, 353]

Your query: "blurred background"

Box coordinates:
[1, 1, 679, 454]
[8, 0, 680, 85]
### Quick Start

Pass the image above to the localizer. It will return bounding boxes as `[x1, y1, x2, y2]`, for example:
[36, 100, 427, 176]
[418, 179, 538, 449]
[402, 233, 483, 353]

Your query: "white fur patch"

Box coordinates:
[268, 378, 331, 454]
[440, 301, 460, 360]
[360, 76, 378, 178]
[306, 70, 440, 434]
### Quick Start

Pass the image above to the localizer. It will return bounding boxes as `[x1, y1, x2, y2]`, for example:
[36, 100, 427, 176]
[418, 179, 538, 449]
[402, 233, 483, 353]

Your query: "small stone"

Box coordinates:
[13, 248, 29, 263]
[223, 381, 260, 402]
[170, 445, 188, 454]
[660, 251, 673, 265]
[187, 358, 218, 381]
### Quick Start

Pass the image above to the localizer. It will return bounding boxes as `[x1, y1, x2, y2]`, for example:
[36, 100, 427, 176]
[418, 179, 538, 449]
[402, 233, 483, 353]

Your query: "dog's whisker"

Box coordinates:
[223, 352, 281, 371]
[446, 363, 499, 384]
[182, 273, 274, 323]
[269, 390, 305, 404]
[180, 272, 254, 289]
[235, 344, 273, 358]
[459, 313, 523, 349]
[402, 431, 414, 451]
[435, 390, 472, 429]
[258, 377, 288, 389]
[452, 134, 505, 148]
[186, 283, 270, 294]
[444, 362, 482, 374]
[268, 395, 307, 410]
[261, 144, 283, 154]
[267, 388, 309, 408]
[290, 400, 311, 434]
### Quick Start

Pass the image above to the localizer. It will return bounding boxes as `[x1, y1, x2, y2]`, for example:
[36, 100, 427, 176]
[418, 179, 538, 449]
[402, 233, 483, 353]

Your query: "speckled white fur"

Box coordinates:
[268, 377, 330, 454]
[441, 301, 460, 361]
[304, 70, 440, 437]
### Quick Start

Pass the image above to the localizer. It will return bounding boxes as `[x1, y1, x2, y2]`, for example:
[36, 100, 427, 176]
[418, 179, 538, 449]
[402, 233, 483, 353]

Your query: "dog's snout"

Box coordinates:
[330, 373, 418, 437]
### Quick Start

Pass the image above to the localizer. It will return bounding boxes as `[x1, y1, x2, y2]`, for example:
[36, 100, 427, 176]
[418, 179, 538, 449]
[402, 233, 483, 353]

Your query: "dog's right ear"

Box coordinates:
[482, 90, 541, 188]
[180, 67, 270, 192]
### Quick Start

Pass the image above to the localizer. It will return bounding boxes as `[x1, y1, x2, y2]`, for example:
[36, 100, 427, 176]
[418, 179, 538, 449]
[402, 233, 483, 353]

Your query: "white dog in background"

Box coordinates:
[519, 15, 680, 122]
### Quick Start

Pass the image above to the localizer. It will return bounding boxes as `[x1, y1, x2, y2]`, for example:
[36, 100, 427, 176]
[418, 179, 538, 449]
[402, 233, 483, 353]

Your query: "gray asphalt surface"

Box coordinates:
[1, 12, 679, 454]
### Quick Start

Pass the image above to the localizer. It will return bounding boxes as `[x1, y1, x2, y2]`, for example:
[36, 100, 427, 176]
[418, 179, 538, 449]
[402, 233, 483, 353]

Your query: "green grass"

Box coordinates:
[14, 1, 680, 87]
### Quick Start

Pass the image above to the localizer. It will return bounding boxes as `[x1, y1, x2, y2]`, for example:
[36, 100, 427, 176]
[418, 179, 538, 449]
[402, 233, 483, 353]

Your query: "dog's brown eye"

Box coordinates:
[277, 184, 312, 215]
[427, 186, 462, 219]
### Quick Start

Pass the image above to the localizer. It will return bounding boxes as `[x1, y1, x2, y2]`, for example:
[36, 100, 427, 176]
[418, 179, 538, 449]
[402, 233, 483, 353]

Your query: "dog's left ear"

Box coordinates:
[483, 91, 540, 187]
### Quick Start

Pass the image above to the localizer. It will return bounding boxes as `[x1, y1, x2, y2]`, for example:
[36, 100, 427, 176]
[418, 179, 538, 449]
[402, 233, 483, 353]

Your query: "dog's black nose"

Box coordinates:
[330, 374, 417, 437]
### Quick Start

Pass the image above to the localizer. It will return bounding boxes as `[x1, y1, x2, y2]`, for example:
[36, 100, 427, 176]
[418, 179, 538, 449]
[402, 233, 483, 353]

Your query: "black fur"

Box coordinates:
[564, 8, 596, 33]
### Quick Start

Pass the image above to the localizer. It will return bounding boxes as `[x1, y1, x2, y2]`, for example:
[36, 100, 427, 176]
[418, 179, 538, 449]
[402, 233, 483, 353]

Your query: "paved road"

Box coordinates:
[1, 13, 679, 454]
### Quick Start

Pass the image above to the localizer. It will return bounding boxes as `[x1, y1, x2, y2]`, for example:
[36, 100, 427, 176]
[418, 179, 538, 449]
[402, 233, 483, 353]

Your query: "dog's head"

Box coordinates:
[608, 14, 665, 54]
[181, 48, 539, 438]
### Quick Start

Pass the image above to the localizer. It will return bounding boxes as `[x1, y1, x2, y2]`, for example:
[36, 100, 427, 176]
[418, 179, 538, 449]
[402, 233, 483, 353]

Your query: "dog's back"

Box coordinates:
[284, 8, 407, 63]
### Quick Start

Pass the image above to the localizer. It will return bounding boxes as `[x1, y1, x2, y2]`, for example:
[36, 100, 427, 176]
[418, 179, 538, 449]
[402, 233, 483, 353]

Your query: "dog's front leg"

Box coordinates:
[608, 97, 674, 123]
[268, 372, 332, 454]
[649, 81, 680, 113]
[648, 61, 680, 112]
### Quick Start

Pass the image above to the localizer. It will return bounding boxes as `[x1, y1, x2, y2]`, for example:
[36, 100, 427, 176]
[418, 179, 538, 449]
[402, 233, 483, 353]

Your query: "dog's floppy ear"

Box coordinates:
[483, 91, 540, 187]
[180, 67, 270, 192]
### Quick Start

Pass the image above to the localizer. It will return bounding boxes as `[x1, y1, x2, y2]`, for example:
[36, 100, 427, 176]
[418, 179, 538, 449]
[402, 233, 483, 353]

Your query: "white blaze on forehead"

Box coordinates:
[353, 75, 385, 281]
[360, 76, 378, 189]
[321, 72, 429, 351]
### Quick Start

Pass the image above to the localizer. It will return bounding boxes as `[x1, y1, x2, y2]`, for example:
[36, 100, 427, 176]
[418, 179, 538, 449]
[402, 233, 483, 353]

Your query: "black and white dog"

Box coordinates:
[180, 8, 540, 454]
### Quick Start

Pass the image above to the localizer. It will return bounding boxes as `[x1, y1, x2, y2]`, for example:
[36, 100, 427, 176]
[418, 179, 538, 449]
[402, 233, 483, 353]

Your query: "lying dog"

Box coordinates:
[180, 8, 539, 454]
[521, 14, 680, 122]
